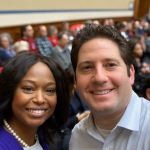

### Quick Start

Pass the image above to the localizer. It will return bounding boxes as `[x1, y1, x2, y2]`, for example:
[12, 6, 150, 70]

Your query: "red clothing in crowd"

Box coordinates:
[48, 35, 58, 47]
[17, 37, 39, 54]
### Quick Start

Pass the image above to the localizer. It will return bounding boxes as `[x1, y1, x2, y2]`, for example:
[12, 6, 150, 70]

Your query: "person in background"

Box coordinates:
[86, 20, 92, 26]
[109, 19, 114, 27]
[35, 25, 53, 56]
[101, 19, 110, 26]
[0, 33, 16, 66]
[0, 53, 70, 150]
[17, 24, 39, 54]
[143, 29, 150, 64]
[48, 25, 58, 47]
[51, 31, 71, 69]
[93, 20, 100, 27]
[13, 41, 29, 55]
[118, 23, 129, 39]
[61, 21, 73, 50]
[129, 38, 150, 95]
[126, 22, 134, 39]
[137, 18, 146, 35]
[132, 20, 140, 35]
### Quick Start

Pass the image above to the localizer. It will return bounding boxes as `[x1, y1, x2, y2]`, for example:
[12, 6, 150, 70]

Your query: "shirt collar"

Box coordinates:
[117, 91, 141, 131]
[86, 90, 141, 135]
[56, 45, 64, 53]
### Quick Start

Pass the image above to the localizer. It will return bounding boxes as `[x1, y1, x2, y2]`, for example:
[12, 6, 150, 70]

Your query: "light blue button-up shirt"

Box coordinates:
[69, 91, 150, 150]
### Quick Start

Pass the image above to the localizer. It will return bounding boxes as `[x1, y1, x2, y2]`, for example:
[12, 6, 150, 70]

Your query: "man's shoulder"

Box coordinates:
[72, 114, 89, 133]
[140, 97, 150, 111]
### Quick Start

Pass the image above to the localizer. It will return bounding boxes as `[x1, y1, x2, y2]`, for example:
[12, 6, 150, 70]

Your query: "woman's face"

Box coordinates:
[0, 36, 10, 48]
[10, 62, 57, 128]
[133, 43, 143, 58]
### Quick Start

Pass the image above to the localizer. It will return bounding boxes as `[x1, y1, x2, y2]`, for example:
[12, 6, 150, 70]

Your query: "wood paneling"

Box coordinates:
[0, 17, 132, 42]
[134, 0, 150, 19]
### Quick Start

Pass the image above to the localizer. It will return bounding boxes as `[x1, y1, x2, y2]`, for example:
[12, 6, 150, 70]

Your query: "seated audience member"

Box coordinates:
[35, 25, 53, 56]
[0, 53, 70, 150]
[51, 31, 71, 69]
[61, 22, 71, 36]
[86, 20, 92, 26]
[143, 13, 150, 23]
[143, 78, 150, 100]
[132, 20, 140, 35]
[129, 38, 150, 95]
[137, 18, 146, 35]
[126, 22, 134, 39]
[13, 41, 29, 55]
[101, 19, 110, 26]
[118, 23, 129, 39]
[134, 34, 146, 52]
[109, 19, 114, 27]
[143, 29, 150, 64]
[70, 24, 84, 37]
[0, 33, 16, 66]
[17, 24, 39, 54]
[61, 22, 73, 50]
[92, 20, 100, 27]
[48, 25, 58, 47]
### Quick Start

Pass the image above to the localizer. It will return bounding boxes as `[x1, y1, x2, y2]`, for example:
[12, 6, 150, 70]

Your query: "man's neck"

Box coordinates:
[58, 45, 65, 50]
[92, 107, 127, 130]
[22, 36, 29, 40]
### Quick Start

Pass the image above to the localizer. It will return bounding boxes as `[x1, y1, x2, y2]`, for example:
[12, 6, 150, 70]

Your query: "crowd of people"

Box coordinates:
[1, 15, 150, 150]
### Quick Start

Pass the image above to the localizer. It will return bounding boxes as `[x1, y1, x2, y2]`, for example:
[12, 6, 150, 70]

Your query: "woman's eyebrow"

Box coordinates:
[21, 80, 56, 85]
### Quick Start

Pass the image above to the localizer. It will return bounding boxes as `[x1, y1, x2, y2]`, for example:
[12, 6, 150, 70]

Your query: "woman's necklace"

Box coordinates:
[3, 119, 37, 148]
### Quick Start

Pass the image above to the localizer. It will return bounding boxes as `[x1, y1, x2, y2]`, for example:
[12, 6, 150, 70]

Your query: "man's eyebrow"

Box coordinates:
[103, 58, 120, 64]
[78, 61, 92, 68]
[21, 80, 56, 85]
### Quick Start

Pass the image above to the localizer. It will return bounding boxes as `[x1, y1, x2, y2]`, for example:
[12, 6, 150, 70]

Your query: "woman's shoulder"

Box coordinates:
[0, 126, 23, 150]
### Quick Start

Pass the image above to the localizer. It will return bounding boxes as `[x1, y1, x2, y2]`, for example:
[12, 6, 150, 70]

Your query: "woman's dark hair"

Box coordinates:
[71, 25, 133, 77]
[65, 66, 75, 96]
[0, 53, 71, 146]
[128, 38, 139, 51]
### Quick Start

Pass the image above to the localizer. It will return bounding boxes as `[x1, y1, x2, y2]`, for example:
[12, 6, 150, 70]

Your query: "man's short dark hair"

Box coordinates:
[57, 31, 68, 40]
[71, 25, 133, 77]
[20, 24, 30, 37]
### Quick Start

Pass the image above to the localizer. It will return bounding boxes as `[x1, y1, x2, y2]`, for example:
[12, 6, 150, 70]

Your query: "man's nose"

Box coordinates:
[92, 66, 108, 84]
[32, 90, 45, 104]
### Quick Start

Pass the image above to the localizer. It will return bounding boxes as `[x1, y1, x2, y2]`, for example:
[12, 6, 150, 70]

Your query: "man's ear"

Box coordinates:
[146, 88, 150, 101]
[129, 65, 135, 86]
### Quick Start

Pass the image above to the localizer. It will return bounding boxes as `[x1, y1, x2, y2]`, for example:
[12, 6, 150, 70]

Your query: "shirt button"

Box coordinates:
[105, 148, 109, 150]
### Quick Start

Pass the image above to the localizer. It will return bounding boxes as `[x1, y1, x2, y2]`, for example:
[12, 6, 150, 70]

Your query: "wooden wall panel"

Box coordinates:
[0, 17, 132, 43]
[138, 0, 149, 18]
[134, 0, 150, 19]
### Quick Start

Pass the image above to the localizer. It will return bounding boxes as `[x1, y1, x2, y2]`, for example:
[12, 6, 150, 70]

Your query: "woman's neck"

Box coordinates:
[4, 118, 38, 147]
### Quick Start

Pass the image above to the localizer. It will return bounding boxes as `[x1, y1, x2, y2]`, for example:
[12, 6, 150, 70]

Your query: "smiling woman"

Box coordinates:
[0, 53, 71, 150]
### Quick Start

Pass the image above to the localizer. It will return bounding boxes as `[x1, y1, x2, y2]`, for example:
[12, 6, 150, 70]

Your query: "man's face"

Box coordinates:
[39, 26, 47, 37]
[58, 34, 69, 49]
[24, 25, 34, 38]
[75, 38, 134, 116]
